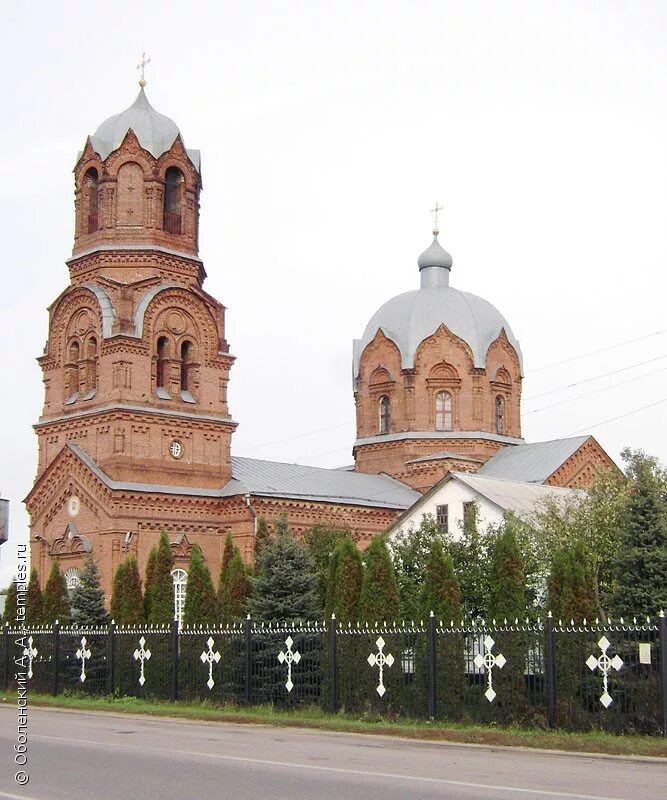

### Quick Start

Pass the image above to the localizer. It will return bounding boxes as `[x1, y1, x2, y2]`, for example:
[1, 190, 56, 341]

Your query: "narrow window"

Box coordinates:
[379, 395, 390, 434]
[180, 341, 192, 391]
[85, 168, 99, 233]
[435, 391, 453, 431]
[65, 341, 80, 402]
[156, 336, 168, 389]
[171, 568, 187, 627]
[164, 167, 184, 234]
[495, 395, 505, 434]
[85, 336, 97, 397]
[436, 503, 449, 533]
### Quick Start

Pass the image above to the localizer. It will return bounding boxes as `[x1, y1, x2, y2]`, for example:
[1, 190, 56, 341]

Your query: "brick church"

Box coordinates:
[24, 81, 615, 607]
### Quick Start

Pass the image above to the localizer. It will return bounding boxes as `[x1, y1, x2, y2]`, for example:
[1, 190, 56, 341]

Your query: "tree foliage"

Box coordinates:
[3, 581, 18, 626]
[612, 449, 667, 617]
[325, 535, 363, 622]
[305, 523, 350, 611]
[547, 541, 597, 623]
[183, 547, 217, 626]
[42, 562, 71, 624]
[219, 548, 251, 624]
[419, 539, 462, 623]
[110, 558, 144, 624]
[359, 535, 400, 623]
[144, 532, 174, 624]
[70, 555, 110, 626]
[487, 521, 526, 622]
[248, 522, 320, 621]
[449, 512, 492, 619]
[391, 514, 445, 620]
[26, 568, 43, 625]
[254, 516, 270, 560]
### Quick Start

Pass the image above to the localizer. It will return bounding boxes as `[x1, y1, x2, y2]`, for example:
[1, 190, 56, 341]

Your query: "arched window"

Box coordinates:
[84, 336, 97, 397]
[156, 337, 169, 389]
[435, 391, 453, 431]
[180, 340, 192, 391]
[164, 167, 184, 234]
[171, 568, 188, 626]
[65, 340, 80, 402]
[84, 169, 99, 233]
[379, 395, 390, 434]
[495, 396, 505, 434]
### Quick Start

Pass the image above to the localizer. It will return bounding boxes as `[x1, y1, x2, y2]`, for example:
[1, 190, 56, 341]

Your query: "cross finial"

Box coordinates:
[430, 202, 443, 236]
[137, 52, 151, 88]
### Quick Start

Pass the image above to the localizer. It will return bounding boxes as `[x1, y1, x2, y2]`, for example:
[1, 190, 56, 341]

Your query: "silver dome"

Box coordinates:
[89, 89, 199, 169]
[353, 240, 523, 379]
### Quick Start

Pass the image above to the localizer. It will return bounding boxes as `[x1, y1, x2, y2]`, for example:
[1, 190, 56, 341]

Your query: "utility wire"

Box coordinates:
[564, 397, 667, 436]
[524, 365, 667, 415]
[524, 354, 667, 401]
[526, 329, 667, 375]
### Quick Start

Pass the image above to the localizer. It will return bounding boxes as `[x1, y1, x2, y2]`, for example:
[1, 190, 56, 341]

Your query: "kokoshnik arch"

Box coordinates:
[24, 81, 615, 607]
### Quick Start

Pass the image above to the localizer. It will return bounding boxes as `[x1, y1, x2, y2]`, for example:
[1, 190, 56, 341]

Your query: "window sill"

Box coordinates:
[64, 392, 79, 405]
[156, 387, 172, 400]
[180, 390, 196, 404]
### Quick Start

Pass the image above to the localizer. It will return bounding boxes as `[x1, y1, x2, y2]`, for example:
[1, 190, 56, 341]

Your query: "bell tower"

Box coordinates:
[26, 77, 239, 594]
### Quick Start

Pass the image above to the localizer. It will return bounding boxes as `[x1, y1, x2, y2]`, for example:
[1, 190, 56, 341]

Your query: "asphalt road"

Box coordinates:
[0, 706, 664, 800]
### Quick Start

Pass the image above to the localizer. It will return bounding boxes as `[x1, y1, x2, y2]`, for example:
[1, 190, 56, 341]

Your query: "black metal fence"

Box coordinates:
[3, 614, 666, 735]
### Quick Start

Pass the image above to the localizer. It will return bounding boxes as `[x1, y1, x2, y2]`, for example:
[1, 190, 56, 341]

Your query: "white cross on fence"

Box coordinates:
[76, 636, 92, 683]
[133, 636, 152, 687]
[586, 636, 623, 708]
[367, 636, 394, 697]
[23, 636, 38, 680]
[200, 637, 221, 690]
[277, 636, 301, 692]
[474, 635, 506, 703]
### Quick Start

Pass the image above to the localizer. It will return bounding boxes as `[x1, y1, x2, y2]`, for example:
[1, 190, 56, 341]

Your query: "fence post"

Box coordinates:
[660, 610, 667, 737]
[329, 614, 337, 714]
[244, 614, 252, 705]
[171, 619, 179, 702]
[545, 612, 556, 729]
[3, 623, 9, 692]
[52, 620, 61, 696]
[107, 620, 116, 696]
[427, 611, 437, 720]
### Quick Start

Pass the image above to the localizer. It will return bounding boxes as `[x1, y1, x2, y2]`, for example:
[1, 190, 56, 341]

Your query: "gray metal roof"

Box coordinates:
[450, 471, 578, 516]
[354, 431, 524, 448]
[223, 456, 420, 509]
[418, 236, 453, 271]
[90, 89, 201, 171]
[477, 437, 591, 484]
[406, 450, 485, 465]
[65, 445, 418, 510]
[353, 283, 522, 378]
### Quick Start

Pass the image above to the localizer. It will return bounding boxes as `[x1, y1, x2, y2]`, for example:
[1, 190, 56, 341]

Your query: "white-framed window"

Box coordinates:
[436, 503, 449, 533]
[435, 391, 453, 431]
[171, 568, 188, 626]
[64, 568, 81, 595]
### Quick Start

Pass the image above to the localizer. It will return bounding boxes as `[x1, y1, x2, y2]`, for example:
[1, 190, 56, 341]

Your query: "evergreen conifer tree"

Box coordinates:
[254, 516, 270, 560]
[274, 512, 289, 537]
[145, 532, 175, 624]
[487, 522, 528, 720]
[547, 542, 596, 623]
[305, 523, 349, 611]
[183, 547, 217, 625]
[612, 449, 667, 617]
[26, 568, 43, 626]
[220, 549, 251, 624]
[110, 558, 144, 624]
[70, 555, 110, 626]
[3, 581, 18, 626]
[42, 562, 71, 624]
[359, 535, 400, 623]
[325, 535, 363, 623]
[217, 533, 236, 615]
[248, 526, 320, 621]
[391, 515, 444, 620]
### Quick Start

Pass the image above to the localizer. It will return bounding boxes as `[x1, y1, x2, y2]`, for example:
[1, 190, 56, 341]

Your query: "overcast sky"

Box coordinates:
[2, 0, 666, 586]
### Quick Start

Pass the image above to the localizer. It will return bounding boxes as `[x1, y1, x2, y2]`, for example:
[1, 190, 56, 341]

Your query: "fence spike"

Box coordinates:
[583, 617, 587, 626]
[660, 610, 665, 618]
[647, 616, 651, 624]
[620, 616, 624, 624]
[558, 618, 563, 627]
[633, 617, 637, 625]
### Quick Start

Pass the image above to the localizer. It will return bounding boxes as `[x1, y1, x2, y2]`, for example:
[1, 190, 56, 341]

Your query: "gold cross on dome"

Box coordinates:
[430, 202, 443, 235]
[137, 52, 151, 88]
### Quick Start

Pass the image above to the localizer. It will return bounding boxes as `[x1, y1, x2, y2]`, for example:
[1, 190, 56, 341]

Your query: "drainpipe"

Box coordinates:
[244, 493, 258, 535]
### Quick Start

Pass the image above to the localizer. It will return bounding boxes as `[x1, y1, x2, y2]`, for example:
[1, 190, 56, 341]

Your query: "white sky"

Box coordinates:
[2, 0, 667, 586]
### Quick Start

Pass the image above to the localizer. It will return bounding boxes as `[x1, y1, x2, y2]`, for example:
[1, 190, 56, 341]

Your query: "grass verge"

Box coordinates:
[2, 692, 665, 758]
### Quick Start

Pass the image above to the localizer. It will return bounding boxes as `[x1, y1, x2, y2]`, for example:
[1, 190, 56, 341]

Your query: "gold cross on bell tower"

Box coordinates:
[430, 202, 443, 236]
[137, 52, 151, 88]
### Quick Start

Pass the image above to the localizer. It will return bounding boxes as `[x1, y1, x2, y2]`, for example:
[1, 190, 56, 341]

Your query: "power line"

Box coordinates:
[564, 397, 667, 436]
[241, 420, 354, 452]
[524, 365, 667, 415]
[524, 354, 667, 401]
[526, 329, 667, 375]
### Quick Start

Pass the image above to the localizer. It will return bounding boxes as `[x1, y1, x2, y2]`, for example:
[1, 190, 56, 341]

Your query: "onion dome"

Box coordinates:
[88, 89, 200, 170]
[353, 231, 522, 376]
